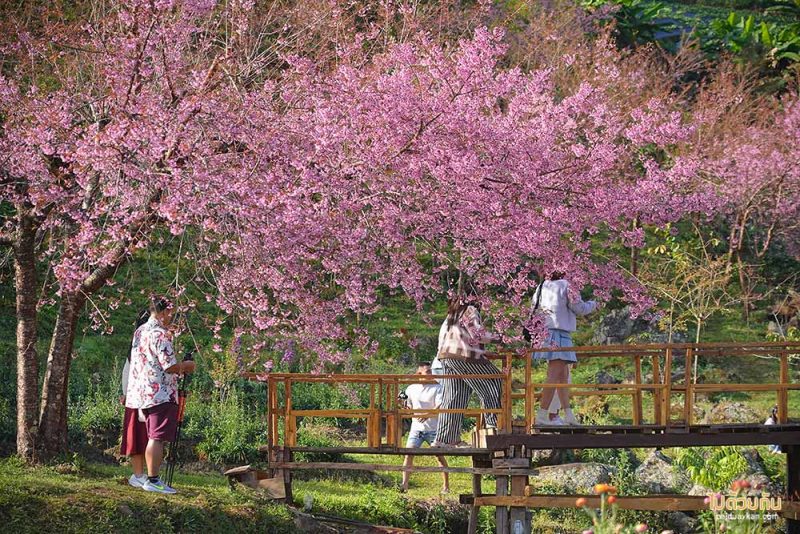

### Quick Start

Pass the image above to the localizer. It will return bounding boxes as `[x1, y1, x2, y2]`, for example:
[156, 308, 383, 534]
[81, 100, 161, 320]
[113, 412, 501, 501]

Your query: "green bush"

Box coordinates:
[295, 423, 345, 462]
[0, 395, 14, 447]
[698, 11, 800, 72]
[195, 388, 265, 466]
[676, 446, 748, 491]
[581, 0, 669, 47]
[67, 387, 123, 450]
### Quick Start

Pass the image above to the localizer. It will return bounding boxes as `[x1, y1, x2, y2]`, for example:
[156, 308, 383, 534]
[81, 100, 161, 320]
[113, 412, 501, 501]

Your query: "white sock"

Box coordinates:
[536, 408, 549, 420]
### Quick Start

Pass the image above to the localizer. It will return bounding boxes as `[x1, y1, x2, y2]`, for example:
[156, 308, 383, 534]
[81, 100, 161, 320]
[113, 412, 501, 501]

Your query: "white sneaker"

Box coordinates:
[142, 477, 177, 494]
[564, 412, 580, 425]
[535, 410, 563, 426]
[128, 474, 147, 488]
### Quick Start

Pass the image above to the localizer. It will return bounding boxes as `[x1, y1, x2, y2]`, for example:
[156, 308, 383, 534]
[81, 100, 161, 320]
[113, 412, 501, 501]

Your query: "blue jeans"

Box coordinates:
[406, 429, 437, 448]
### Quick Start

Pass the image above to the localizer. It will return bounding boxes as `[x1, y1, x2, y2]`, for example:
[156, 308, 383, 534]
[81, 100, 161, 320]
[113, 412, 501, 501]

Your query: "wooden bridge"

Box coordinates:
[243, 341, 800, 533]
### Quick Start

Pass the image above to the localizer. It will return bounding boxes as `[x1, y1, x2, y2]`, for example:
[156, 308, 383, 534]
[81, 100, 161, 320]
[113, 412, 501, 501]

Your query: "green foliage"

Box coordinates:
[194, 388, 265, 466]
[698, 11, 800, 70]
[675, 446, 748, 490]
[424, 502, 449, 534]
[0, 395, 14, 447]
[582, 0, 670, 47]
[765, 0, 800, 17]
[294, 423, 345, 462]
[477, 506, 495, 534]
[67, 387, 123, 450]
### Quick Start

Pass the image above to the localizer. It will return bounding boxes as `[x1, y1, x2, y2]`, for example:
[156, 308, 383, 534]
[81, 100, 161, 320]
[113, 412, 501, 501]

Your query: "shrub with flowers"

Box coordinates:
[699, 479, 776, 534]
[576, 484, 650, 534]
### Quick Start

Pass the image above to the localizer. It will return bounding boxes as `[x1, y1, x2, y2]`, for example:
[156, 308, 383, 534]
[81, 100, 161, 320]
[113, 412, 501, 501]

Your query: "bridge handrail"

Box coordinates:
[247, 341, 799, 453]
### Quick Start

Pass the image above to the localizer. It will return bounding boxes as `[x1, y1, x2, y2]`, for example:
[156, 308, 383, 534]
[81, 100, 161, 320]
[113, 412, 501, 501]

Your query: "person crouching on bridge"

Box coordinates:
[401, 363, 450, 494]
[532, 272, 598, 426]
[433, 294, 502, 448]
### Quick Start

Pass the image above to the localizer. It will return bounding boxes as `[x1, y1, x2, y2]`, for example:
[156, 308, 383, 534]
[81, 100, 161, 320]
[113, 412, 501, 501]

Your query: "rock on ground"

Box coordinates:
[634, 450, 691, 493]
[529, 448, 576, 467]
[740, 448, 783, 495]
[667, 511, 698, 534]
[529, 462, 613, 493]
[688, 483, 714, 496]
[701, 401, 760, 424]
[591, 306, 651, 345]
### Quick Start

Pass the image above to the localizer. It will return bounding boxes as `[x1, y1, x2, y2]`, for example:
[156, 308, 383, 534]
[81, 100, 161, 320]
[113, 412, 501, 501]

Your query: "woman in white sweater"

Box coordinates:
[532, 273, 597, 426]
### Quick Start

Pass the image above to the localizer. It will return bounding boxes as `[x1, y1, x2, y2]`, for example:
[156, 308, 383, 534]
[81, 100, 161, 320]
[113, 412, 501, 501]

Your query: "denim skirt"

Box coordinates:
[533, 329, 577, 363]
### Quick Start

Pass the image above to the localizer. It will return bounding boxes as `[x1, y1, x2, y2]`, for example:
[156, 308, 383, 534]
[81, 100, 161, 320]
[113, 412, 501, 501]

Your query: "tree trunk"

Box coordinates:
[37, 293, 85, 458]
[37, 247, 128, 458]
[13, 207, 40, 462]
[735, 252, 752, 322]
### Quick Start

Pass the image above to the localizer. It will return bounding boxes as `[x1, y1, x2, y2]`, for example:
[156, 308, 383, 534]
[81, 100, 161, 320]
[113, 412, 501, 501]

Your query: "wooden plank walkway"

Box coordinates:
[489, 424, 800, 450]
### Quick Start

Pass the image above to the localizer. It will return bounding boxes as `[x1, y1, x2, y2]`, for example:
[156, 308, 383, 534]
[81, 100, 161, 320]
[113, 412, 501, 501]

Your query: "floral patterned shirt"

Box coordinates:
[125, 315, 178, 409]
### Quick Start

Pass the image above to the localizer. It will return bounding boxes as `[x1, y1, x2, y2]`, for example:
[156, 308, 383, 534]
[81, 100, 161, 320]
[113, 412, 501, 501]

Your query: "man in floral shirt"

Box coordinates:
[126, 297, 195, 494]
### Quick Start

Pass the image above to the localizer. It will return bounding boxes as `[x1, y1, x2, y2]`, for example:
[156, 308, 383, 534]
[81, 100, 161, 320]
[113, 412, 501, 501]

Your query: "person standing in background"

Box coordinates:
[126, 296, 196, 494]
[400, 363, 449, 494]
[433, 294, 502, 447]
[532, 272, 598, 426]
[120, 309, 151, 488]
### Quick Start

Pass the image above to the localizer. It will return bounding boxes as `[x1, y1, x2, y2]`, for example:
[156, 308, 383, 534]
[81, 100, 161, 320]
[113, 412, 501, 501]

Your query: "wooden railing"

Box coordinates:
[244, 341, 800, 452]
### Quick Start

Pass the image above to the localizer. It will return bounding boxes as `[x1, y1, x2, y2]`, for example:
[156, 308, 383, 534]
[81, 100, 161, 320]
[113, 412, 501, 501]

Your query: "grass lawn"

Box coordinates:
[0, 457, 294, 533]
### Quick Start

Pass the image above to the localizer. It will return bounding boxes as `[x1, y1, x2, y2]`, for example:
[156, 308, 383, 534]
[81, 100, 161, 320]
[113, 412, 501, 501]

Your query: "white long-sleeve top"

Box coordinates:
[121, 359, 130, 397]
[533, 279, 597, 332]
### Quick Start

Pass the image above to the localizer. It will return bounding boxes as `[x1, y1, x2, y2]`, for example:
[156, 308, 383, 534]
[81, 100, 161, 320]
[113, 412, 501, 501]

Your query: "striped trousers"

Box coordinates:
[434, 358, 502, 445]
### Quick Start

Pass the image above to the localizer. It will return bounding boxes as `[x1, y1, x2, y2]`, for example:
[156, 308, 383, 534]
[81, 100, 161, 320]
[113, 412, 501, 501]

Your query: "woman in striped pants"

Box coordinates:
[433, 297, 502, 447]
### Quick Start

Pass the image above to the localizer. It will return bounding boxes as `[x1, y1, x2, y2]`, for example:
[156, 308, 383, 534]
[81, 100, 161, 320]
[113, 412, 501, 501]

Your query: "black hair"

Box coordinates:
[446, 295, 469, 329]
[417, 361, 432, 368]
[150, 295, 172, 313]
[135, 309, 150, 328]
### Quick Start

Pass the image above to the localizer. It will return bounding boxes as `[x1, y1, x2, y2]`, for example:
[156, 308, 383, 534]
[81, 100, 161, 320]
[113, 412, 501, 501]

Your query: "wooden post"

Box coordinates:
[284, 448, 294, 506]
[509, 458, 531, 533]
[633, 355, 643, 426]
[663, 347, 673, 429]
[524, 351, 533, 431]
[267, 376, 275, 454]
[496, 463, 509, 534]
[502, 353, 513, 434]
[787, 445, 800, 534]
[368, 383, 377, 447]
[378, 378, 385, 447]
[652, 353, 662, 426]
[468, 463, 482, 534]
[285, 378, 296, 446]
[684, 347, 693, 427]
[780, 351, 790, 424]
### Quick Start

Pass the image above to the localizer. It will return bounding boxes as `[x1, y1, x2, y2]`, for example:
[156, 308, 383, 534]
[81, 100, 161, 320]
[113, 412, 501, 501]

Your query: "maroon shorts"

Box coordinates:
[120, 407, 148, 456]
[143, 402, 179, 442]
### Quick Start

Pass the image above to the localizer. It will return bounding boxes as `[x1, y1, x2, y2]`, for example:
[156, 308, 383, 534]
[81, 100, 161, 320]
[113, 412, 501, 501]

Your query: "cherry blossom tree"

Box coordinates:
[0, 0, 504, 460]
[206, 26, 713, 363]
[693, 74, 800, 318]
[0, 0, 253, 459]
[0, 0, 745, 461]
